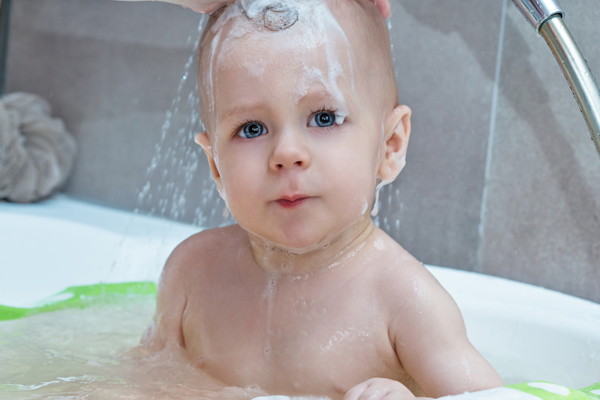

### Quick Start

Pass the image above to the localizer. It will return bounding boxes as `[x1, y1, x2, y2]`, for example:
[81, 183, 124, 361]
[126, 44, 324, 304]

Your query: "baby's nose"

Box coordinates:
[269, 130, 311, 171]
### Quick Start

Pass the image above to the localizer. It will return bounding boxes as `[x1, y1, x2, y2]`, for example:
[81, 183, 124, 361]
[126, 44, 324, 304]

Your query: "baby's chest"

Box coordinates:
[182, 293, 406, 393]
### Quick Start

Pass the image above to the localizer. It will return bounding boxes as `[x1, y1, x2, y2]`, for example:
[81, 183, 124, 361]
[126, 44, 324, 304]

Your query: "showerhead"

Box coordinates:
[512, 0, 564, 33]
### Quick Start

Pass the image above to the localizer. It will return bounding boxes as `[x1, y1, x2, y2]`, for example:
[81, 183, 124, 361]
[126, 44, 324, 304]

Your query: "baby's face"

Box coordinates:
[199, 1, 405, 251]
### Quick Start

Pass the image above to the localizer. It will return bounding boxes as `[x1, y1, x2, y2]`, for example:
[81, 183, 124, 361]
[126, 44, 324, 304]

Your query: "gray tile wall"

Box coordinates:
[5, 0, 600, 302]
[478, 1, 600, 302]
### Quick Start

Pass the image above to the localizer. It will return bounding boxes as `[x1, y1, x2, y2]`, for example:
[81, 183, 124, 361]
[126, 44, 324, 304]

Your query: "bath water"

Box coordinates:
[0, 297, 535, 399]
[0, 297, 266, 399]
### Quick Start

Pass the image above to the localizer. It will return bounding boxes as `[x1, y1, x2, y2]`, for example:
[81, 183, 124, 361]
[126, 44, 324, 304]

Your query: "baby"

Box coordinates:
[139, 0, 505, 398]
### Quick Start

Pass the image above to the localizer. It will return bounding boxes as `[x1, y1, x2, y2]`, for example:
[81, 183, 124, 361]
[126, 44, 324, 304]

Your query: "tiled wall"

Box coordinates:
[6, 0, 600, 302]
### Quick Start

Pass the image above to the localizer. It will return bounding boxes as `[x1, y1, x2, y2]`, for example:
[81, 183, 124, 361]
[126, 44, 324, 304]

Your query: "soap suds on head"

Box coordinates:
[242, 58, 268, 78]
[263, 3, 299, 31]
[205, 0, 359, 132]
[293, 66, 325, 103]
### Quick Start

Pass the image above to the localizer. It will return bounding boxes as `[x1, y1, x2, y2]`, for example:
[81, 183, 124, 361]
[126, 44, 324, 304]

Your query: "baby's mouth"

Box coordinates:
[275, 195, 313, 208]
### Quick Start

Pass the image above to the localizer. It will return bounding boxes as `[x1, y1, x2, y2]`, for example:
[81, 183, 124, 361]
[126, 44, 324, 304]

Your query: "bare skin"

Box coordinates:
[142, 223, 503, 399]
[139, 0, 504, 398]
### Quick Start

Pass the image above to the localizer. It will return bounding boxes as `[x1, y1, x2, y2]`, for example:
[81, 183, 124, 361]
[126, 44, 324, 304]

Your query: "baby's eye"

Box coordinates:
[238, 122, 267, 138]
[308, 112, 336, 128]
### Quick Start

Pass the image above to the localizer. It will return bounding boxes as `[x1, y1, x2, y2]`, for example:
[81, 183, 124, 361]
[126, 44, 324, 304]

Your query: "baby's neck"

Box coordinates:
[247, 218, 375, 277]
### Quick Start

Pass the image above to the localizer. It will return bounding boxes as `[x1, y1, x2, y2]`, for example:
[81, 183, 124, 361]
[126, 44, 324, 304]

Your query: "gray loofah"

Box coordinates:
[0, 92, 77, 203]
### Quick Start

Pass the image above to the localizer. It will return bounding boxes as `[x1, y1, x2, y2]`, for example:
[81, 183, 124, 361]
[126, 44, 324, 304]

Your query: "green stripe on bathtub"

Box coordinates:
[0, 282, 156, 321]
[506, 381, 600, 399]
[581, 382, 600, 400]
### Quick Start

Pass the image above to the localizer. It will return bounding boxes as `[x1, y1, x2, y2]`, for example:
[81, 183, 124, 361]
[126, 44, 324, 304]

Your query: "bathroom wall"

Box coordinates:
[5, 0, 600, 302]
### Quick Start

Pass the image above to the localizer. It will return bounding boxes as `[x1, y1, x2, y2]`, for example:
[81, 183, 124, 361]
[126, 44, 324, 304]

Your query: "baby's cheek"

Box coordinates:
[330, 165, 375, 218]
[220, 169, 257, 216]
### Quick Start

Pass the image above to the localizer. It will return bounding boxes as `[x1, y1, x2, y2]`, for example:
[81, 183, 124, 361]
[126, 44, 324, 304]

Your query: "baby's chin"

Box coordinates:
[244, 224, 339, 254]
[242, 212, 372, 255]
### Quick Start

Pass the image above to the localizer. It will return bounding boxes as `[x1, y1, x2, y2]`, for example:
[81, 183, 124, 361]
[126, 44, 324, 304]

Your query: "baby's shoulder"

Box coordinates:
[370, 229, 449, 307]
[160, 224, 246, 284]
[173, 224, 244, 257]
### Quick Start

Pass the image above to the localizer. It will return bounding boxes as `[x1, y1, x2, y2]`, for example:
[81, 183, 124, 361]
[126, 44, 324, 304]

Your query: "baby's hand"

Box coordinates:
[343, 378, 416, 400]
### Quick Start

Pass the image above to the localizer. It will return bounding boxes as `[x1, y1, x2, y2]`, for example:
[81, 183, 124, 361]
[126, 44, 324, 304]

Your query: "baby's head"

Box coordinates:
[196, 0, 411, 252]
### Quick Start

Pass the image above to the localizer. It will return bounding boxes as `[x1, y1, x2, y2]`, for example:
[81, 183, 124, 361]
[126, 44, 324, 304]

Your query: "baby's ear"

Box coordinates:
[195, 132, 223, 193]
[377, 105, 411, 182]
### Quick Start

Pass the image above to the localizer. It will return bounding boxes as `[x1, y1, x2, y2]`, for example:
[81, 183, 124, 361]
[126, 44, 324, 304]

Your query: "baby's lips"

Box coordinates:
[278, 194, 310, 202]
[275, 196, 313, 208]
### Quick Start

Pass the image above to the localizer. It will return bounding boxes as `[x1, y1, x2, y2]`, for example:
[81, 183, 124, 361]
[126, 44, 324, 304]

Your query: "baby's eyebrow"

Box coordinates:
[298, 89, 336, 104]
[219, 103, 264, 122]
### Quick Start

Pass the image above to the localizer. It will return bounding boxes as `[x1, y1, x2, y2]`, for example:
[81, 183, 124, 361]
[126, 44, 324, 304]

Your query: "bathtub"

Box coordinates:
[1, 195, 600, 392]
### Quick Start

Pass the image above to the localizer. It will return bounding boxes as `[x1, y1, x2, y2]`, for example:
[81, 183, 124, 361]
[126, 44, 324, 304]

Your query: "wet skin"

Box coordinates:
[142, 223, 503, 399]
[140, 1, 505, 398]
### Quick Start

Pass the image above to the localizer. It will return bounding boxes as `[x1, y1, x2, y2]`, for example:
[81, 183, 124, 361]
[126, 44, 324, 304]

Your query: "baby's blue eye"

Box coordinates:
[239, 122, 266, 138]
[309, 112, 336, 128]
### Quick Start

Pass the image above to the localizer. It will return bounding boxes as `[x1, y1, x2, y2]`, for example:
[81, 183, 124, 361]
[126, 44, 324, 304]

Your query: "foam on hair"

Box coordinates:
[197, 0, 398, 135]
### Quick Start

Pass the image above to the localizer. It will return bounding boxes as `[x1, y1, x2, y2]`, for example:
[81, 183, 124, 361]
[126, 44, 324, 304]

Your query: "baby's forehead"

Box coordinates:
[215, 31, 334, 76]
[210, 2, 354, 61]
[204, 3, 359, 88]
[198, 0, 396, 131]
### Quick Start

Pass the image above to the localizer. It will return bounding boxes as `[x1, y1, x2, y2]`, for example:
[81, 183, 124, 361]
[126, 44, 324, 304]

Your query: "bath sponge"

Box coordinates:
[0, 92, 77, 203]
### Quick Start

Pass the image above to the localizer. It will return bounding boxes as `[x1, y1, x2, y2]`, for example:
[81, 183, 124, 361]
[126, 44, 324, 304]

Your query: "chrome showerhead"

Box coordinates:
[512, 0, 564, 33]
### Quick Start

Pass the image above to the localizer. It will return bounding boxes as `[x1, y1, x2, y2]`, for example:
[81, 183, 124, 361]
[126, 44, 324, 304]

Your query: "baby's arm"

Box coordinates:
[139, 236, 198, 353]
[390, 267, 504, 398]
[344, 265, 503, 400]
